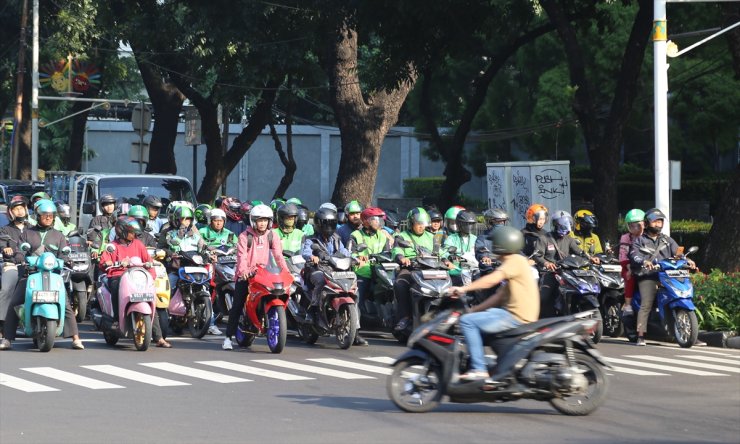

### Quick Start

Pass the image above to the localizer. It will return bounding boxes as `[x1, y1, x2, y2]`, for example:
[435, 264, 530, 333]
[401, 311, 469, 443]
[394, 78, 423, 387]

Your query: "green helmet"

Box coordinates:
[270, 198, 286, 213]
[407, 207, 430, 227]
[444, 206, 465, 233]
[625, 208, 645, 224]
[127, 205, 148, 219]
[250, 200, 264, 206]
[489, 226, 524, 255]
[286, 197, 302, 206]
[344, 200, 363, 214]
[31, 191, 51, 202]
[194, 204, 212, 224]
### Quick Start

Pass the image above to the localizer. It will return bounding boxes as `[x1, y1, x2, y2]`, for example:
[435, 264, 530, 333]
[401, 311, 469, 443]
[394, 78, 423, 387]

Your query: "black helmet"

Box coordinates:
[489, 226, 524, 255]
[384, 209, 399, 230]
[427, 208, 443, 222]
[337, 209, 347, 225]
[171, 205, 194, 229]
[644, 208, 666, 223]
[483, 208, 509, 226]
[296, 205, 309, 229]
[277, 203, 299, 232]
[455, 210, 477, 235]
[314, 207, 338, 237]
[99, 194, 116, 209]
[143, 195, 162, 209]
[114, 216, 142, 240]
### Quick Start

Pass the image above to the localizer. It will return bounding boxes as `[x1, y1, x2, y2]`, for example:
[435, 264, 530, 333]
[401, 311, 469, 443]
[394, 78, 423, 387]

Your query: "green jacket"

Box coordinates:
[442, 233, 477, 259]
[302, 224, 314, 237]
[199, 226, 236, 249]
[54, 217, 77, 236]
[351, 228, 390, 278]
[391, 230, 435, 261]
[275, 228, 305, 254]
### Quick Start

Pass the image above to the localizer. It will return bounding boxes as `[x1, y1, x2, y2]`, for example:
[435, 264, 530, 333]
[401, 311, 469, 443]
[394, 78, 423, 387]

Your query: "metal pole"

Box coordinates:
[139, 100, 144, 174]
[31, 0, 39, 181]
[654, 0, 671, 234]
[193, 145, 198, 193]
[11, 0, 28, 179]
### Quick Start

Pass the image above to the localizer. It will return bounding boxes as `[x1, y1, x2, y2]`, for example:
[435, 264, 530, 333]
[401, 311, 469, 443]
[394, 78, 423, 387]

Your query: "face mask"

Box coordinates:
[646, 225, 662, 235]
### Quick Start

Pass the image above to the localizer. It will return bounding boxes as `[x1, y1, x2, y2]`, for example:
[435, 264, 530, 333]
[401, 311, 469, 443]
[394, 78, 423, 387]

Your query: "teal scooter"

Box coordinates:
[15, 244, 70, 352]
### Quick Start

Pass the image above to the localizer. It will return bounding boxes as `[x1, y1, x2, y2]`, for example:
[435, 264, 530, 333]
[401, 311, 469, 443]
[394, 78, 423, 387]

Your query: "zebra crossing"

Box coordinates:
[1, 349, 738, 393]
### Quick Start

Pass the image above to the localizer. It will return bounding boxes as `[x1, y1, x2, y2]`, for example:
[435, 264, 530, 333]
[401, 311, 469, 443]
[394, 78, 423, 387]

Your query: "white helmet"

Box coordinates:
[249, 204, 273, 228]
[209, 208, 226, 222]
[319, 202, 337, 213]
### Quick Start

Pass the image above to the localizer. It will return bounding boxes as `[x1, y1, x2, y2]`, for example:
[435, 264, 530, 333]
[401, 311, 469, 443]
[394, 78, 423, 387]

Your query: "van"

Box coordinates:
[0, 179, 46, 205]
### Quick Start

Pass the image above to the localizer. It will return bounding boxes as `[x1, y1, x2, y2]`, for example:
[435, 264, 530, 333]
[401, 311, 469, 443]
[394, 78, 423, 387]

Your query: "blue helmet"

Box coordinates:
[34, 199, 57, 215]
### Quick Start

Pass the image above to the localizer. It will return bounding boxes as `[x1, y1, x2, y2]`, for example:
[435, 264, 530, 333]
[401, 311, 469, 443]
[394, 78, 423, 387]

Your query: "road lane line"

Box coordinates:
[606, 358, 727, 376]
[307, 358, 393, 375]
[0, 373, 59, 392]
[196, 361, 314, 381]
[252, 359, 375, 379]
[361, 356, 396, 365]
[82, 365, 190, 386]
[676, 355, 740, 366]
[139, 362, 250, 383]
[671, 348, 740, 358]
[21, 367, 124, 389]
[608, 366, 668, 376]
[624, 355, 740, 373]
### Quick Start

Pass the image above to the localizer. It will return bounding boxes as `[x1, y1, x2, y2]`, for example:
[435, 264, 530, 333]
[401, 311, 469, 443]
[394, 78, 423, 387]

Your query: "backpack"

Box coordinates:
[247, 230, 274, 250]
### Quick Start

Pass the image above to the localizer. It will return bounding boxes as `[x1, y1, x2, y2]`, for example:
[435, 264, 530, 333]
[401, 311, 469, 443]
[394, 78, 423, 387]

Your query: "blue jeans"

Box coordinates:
[459, 308, 521, 372]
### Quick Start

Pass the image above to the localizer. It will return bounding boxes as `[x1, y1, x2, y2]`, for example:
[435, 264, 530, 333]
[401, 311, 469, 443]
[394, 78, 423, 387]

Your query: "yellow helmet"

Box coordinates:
[574, 209, 597, 232]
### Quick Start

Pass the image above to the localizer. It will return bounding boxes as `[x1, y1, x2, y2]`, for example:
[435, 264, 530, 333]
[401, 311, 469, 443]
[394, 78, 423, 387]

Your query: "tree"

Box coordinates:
[269, 87, 296, 199]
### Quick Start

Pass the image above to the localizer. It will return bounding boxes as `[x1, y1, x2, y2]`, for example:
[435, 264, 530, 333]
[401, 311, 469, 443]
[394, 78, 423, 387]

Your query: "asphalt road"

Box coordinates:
[1, 324, 739, 444]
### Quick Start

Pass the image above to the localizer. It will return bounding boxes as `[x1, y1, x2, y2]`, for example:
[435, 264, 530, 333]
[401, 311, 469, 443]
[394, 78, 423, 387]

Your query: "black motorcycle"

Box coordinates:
[65, 229, 93, 322]
[386, 297, 610, 416]
[591, 243, 625, 338]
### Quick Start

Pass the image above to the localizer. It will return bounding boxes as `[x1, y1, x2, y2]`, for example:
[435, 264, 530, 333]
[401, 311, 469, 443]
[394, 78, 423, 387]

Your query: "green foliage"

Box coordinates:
[403, 177, 445, 200]
[693, 270, 740, 332]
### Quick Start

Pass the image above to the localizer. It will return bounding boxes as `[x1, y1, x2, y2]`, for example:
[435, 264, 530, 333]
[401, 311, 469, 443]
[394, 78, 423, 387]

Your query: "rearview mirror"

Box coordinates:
[394, 237, 411, 248]
[20, 242, 31, 252]
[82, 202, 95, 215]
[61, 246, 71, 255]
[105, 244, 116, 253]
[354, 243, 367, 252]
[447, 246, 458, 255]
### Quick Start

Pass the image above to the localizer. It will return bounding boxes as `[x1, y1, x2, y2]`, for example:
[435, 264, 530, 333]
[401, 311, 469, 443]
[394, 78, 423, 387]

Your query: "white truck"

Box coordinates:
[44, 171, 197, 230]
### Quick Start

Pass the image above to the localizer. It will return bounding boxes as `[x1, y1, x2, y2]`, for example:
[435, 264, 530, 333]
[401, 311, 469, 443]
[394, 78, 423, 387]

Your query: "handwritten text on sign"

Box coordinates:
[535, 169, 568, 200]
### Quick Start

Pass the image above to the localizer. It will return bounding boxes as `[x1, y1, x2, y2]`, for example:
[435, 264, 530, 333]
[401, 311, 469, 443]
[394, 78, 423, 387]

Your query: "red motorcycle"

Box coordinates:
[235, 256, 293, 353]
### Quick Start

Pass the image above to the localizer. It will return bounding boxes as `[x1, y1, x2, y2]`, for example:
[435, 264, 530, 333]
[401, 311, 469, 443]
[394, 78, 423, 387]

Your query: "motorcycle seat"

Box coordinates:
[490, 316, 571, 338]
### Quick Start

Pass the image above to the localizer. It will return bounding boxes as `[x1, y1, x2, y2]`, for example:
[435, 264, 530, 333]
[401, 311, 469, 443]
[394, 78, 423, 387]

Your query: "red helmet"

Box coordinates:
[221, 197, 242, 221]
[240, 202, 253, 216]
[360, 207, 385, 228]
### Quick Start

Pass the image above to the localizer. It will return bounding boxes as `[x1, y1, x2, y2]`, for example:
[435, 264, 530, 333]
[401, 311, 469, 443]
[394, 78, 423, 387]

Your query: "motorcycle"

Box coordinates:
[234, 253, 293, 353]
[358, 250, 399, 330]
[65, 229, 92, 322]
[168, 249, 214, 339]
[292, 244, 360, 349]
[283, 249, 309, 334]
[623, 246, 700, 348]
[90, 246, 156, 351]
[590, 242, 625, 338]
[210, 247, 236, 324]
[386, 296, 610, 416]
[14, 244, 70, 352]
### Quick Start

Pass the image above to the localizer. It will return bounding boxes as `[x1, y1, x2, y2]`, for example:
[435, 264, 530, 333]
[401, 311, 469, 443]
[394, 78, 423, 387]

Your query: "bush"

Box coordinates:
[403, 177, 445, 200]
[693, 269, 740, 333]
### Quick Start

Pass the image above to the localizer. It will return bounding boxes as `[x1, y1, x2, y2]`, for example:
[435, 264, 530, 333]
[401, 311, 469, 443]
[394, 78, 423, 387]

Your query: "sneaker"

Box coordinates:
[0, 339, 11, 350]
[394, 317, 410, 332]
[353, 334, 368, 346]
[694, 340, 707, 346]
[622, 304, 633, 314]
[222, 337, 233, 350]
[636, 337, 646, 346]
[71, 339, 85, 350]
[208, 325, 223, 336]
[459, 370, 490, 381]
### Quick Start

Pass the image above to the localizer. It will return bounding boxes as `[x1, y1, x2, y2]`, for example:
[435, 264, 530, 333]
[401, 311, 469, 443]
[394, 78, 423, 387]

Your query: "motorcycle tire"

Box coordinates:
[188, 296, 213, 339]
[387, 357, 443, 413]
[300, 324, 319, 345]
[75, 290, 88, 323]
[235, 319, 255, 347]
[132, 313, 152, 351]
[335, 304, 358, 350]
[549, 352, 609, 416]
[590, 309, 603, 344]
[36, 317, 57, 352]
[104, 330, 119, 346]
[673, 308, 698, 348]
[602, 298, 624, 338]
[267, 306, 287, 354]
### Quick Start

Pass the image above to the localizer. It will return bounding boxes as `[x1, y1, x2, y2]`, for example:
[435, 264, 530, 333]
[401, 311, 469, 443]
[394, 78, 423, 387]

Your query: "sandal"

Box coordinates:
[156, 339, 172, 348]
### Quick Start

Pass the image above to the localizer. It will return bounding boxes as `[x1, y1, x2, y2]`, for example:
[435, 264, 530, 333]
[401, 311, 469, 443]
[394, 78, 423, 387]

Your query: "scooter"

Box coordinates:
[147, 247, 171, 336]
[359, 250, 399, 330]
[283, 250, 309, 334]
[623, 246, 700, 348]
[386, 296, 610, 416]
[168, 249, 214, 339]
[90, 246, 156, 351]
[234, 253, 293, 353]
[65, 229, 92, 322]
[210, 247, 236, 324]
[591, 243, 625, 338]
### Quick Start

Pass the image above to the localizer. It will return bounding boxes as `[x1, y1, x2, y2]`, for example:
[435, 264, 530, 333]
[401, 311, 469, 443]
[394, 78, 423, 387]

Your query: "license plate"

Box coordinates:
[68, 252, 88, 261]
[218, 255, 236, 263]
[129, 293, 155, 302]
[601, 264, 622, 273]
[332, 271, 355, 280]
[665, 269, 690, 278]
[572, 269, 592, 277]
[184, 266, 208, 274]
[32, 291, 59, 303]
[421, 270, 447, 280]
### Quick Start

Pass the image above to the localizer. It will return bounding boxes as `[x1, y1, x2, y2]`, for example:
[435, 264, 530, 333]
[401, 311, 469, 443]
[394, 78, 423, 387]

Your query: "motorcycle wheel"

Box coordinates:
[589, 309, 603, 344]
[75, 290, 88, 323]
[386, 357, 443, 413]
[267, 306, 287, 354]
[188, 296, 213, 339]
[549, 352, 609, 416]
[603, 298, 624, 338]
[104, 330, 119, 346]
[36, 317, 56, 352]
[132, 313, 152, 351]
[335, 304, 358, 350]
[674, 308, 698, 348]
[235, 318, 255, 347]
[300, 323, 319, 345]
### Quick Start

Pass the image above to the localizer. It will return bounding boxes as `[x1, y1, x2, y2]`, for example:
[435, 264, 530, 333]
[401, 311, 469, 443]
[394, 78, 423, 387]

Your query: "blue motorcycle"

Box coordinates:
[626, 246, 699, 348]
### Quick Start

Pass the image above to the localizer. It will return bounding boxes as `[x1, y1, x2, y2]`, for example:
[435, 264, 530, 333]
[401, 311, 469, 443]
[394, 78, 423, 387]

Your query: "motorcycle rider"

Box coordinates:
[127, 205, 157, 248]
[392, 207, 435, 333]
[448, 226, 540, 380]
[159, 206, 206, 296]
[194, 204, 212, 230]
[442, 210, 478, 284]
[337, 200, 363, 247]
[0, 196, 32, 338]
[27, 191, 52, 225]
[274, 203, 304, 253]
[221, 197, 246, 236]
[522, 203, 548, 258]
[383, 209, 401, 235]
[619, 209, 644, 313]
[572, 209, 603, 254]
[87, 193, 117, 260]
[223, 204, 288, 350]
[476, 208, 509, 273]
[629, 208, 695, 346]
[199, 208, 236, 335]
[296, 205, 314, 237]
[142, 195, 164, 234]
[535, 210, 600, 318]
[426, 208, 446, 251]
[443, 206, 465, 236]
[54, 203, 77, 236]
[0, 200, 84, 350]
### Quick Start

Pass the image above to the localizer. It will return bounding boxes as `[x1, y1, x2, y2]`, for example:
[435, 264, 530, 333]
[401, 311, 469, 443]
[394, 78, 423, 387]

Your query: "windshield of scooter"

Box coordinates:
[266, 252, 282, 275]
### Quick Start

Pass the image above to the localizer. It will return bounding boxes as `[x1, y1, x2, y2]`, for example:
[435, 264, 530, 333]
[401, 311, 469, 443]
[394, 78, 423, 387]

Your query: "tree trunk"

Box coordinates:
[702, 166, 740, 272]
[326, 24, 415, 207]
[17, 69, 31, 179]
[270, 114, 296, 199]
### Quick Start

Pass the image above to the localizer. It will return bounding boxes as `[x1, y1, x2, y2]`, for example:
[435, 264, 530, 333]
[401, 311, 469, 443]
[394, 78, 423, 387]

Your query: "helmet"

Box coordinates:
[337, 209, 347, 225]
[250, 200, 264, 206]
[344, 200, 363, 215]
[277, 203, 299, 232]
[296, 205, 309, 229]
[214, 196, 226, 209]
[240, 202, 252, 216]
[143, 195, 162, 209]
[115, 216, 142, 240]
[31, 191, 51, 203]
[456, 210, 477, 235]
[194, 204, 212, 225]
[319, 202, 338, 213]
[34, 199, 56, 215]
[221, 197, 242, 221]
[624, 208, 645, 224]
[483, 208, 509, 226]
[644, 208, 666, 223]
[7, 195, 28, 222]
[444, 206, 465, 233]
[171, 205, 194, 229]
[270, 198, 286, 214]
[360, 207, 385, 230]
[407, 207, 431, 228]
[574, 209, 598, 232]
[249, 204, 273, 229]
[489, 226, 525, 255]
[427, 208, 443, 222]
[551, 210, 573, 237]
[286, 197, 302, 206]
[127, 205, 148, 220]
[209, 208, 226, 222]
[384, 209, 400, 230]
[314, 207, 338, 237]
[99, 194, 116, 209]
[526, 204, 548, 224]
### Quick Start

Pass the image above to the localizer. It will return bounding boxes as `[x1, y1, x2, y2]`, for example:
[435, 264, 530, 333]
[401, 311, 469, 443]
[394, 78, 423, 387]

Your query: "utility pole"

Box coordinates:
[11, 0, 29, 179]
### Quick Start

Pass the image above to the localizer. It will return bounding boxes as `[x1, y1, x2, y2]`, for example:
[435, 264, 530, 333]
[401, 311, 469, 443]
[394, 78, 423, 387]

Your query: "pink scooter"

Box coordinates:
[90, 247, 157, 351]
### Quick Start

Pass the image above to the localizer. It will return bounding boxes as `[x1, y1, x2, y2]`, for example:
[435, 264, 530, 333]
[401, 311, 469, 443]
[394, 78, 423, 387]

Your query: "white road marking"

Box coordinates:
[676, 355, 740, 366]
[307, 358, 393, 375]
[0, 372, 59, 392]
[21, 367, 124, 389]
[624, 355, 740, 374]
[252, 359, 375, 379]
[139, 362, 250, 383]
[606, 358, 727, 376]
[196, 361, 314, 381]
[82, 365, 190, 386]
[671, 348, 740, 357]
[608, 366, 668, 376]
[360, 356, 396, 365]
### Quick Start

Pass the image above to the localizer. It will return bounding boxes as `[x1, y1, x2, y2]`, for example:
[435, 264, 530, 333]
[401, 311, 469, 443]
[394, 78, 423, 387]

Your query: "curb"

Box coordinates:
[698, 330, 739, 349]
